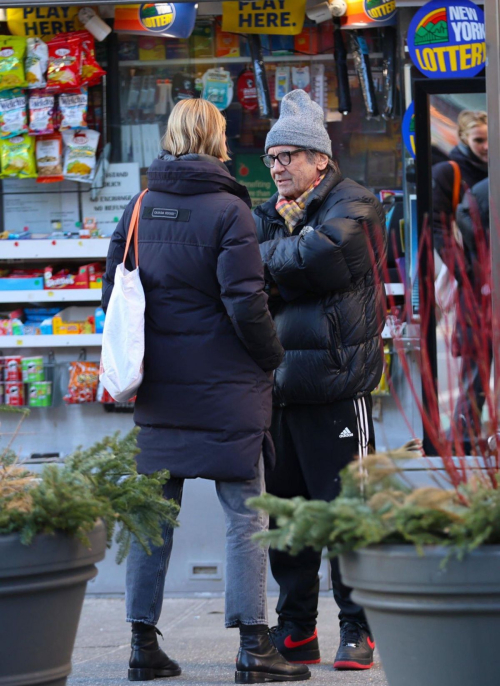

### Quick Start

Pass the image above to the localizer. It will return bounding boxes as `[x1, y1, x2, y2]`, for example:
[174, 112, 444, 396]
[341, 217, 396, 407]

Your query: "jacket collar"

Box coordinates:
[254, 166, 343, 223]
[148, 153, 252, 207]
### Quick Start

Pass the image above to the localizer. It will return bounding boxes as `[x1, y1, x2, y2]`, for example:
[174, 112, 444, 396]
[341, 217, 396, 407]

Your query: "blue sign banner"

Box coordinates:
[402, 102, 416, 159]
[407, 0, 485, 79]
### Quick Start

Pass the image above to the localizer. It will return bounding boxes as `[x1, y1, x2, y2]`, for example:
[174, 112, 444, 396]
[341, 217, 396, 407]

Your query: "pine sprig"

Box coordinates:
[250, 451, 500, 562]
[0, 426, 179, 562]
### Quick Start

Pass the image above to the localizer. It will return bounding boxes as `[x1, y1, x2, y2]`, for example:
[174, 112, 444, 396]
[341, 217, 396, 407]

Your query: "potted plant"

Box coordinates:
[0, 408, 178, 686]
[251, 224, 500, 686]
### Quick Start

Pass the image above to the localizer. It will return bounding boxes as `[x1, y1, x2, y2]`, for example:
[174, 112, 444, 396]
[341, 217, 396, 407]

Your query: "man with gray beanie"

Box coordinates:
[253, 89, 387, 671]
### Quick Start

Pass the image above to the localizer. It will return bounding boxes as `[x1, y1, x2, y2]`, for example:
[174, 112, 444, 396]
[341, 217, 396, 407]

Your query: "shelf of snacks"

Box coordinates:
[0, 238, 110, 260]
[0, 334, 102, 348]
[1, 354, 54, 407]
[0, 289, 102, 304]
[117, 54, 382, 68]
[0, 30, 105, 186]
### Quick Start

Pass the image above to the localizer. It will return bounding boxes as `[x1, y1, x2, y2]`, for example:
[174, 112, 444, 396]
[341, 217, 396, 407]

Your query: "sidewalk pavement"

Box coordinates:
[68, 596, 388, 686]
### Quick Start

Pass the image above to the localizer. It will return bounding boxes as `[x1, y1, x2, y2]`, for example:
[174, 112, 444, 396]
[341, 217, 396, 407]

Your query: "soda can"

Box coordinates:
[5, 381, 24, 406]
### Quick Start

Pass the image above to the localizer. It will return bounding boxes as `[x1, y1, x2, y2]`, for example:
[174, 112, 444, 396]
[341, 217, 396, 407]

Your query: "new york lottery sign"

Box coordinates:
[408, 0, 485, 79]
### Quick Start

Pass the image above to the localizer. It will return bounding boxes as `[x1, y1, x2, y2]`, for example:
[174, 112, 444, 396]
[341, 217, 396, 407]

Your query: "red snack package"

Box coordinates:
[76, 31, 106, 87]
[63, 360, 99, 404]
[46, 34, 83, 93]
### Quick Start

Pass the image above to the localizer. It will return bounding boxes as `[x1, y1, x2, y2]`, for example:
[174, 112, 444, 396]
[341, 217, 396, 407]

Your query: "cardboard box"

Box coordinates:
[0, 277, 44, 291]
[215, 22, 240, 57]
[295, 27, 318, 55]
[52, 307, 95, 335]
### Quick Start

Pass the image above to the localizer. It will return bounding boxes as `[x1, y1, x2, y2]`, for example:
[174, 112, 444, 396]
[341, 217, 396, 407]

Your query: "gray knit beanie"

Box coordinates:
[265, 89, 332, 157]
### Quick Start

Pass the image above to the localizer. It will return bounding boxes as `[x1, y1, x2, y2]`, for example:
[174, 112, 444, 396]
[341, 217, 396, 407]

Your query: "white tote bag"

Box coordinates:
[100, 190, 148, 402]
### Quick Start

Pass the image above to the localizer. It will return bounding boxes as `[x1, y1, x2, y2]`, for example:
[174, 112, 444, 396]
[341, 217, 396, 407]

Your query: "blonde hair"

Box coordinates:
[458, 110, 488, 144]
[163, 98, 230, 162]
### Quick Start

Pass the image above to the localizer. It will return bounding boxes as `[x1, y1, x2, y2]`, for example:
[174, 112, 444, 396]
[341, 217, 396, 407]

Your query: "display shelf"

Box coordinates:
[119, 53, 383, 68]
[0, 238, 110, 260]
[0, 334, 102, 348]
[0, 289, 102, 304]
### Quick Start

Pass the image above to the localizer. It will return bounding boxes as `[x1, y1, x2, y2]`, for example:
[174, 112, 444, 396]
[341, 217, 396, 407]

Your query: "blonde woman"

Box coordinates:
[102, 99, 309, 684]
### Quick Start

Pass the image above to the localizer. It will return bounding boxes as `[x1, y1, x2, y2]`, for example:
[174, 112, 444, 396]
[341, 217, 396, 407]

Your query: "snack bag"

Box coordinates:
[62, 128, 99, 182]
[26, 37, 48, 89]
[59, 90, 88, 130]
[78, 31, 106, 87]
[47, 34, 83, 93]
[1, 134, 36, 178]
[28, 92, 55, 136]
[36, 133, 63, 183]
[63, 360, 99, 404]
[0, 36, 27, 91]
[0, 90, 28, 138]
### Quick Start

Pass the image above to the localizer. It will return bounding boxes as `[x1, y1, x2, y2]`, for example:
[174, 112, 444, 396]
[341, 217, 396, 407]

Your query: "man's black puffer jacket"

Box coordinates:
[253, 167, 387, 406]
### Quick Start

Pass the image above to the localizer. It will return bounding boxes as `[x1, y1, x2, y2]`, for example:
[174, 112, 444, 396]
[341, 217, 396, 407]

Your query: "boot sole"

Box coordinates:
[235, 670, 311, 683]
[128, 667, 182, 680]
[333, 661, 373, 670]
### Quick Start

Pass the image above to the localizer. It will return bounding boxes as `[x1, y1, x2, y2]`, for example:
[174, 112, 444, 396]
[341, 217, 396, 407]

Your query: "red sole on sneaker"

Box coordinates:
[289, 659, 321, 665]
[333, 661, 373, 670]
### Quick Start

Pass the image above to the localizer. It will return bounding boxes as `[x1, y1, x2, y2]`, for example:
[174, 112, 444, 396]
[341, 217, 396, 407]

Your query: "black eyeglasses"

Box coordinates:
[260, 148, 311, 168]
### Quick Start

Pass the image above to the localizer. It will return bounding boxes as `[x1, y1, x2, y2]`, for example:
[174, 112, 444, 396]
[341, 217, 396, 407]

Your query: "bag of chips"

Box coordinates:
[0, 36, 27, 91]
[76, 31, 106, 87]
[59, 90, 88, 130]
[26, 37, 48, 89]
[36, 133, 63, 183]
[63, 360, 99, 404]
[28, 92, 55, 136]
[0, 90, 28, 138]
[62, 128, 99, 182]
[47, 33, 83, 93]
[1, 134, 36, 178]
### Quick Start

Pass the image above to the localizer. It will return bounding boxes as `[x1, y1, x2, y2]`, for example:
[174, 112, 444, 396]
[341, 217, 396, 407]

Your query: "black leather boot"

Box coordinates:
[128, 622, 182, 681]
[236, 631, 311, 683]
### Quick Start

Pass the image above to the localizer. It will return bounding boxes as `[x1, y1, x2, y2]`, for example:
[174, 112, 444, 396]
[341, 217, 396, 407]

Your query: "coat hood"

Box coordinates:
[147, 153, 252, 207]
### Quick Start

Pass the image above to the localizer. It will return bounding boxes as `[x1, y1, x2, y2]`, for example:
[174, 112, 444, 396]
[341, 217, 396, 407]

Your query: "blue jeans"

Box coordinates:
[126, 457, 268, 628]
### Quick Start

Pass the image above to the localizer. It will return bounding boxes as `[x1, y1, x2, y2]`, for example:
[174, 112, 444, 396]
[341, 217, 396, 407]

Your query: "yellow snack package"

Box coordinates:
[1, 134, 36, 178]
[0, 36, 27, 91]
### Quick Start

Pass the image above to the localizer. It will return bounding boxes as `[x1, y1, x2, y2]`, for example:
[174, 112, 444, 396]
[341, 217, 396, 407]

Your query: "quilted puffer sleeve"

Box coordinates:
[259, 216, 373, 294]
[217, 200, 284, 371]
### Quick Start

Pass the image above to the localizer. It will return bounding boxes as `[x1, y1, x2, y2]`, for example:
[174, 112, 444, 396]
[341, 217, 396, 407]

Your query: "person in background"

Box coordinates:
[432, 110, 488, 265]
[432, 111, 489, 452]
[102, 98, 310, 685]
[454, 177, 491, 451]
[253, 89, 387, 671]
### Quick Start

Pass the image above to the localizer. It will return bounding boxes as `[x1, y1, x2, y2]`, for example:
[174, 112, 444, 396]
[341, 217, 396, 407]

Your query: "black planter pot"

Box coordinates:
[0, 522, 107, 686]
[340, 545, 500, 686]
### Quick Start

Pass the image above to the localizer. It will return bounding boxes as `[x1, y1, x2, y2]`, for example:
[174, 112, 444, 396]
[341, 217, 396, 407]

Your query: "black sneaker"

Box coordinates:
[270, 621, 320, 664]
[333, 621, 374, 670]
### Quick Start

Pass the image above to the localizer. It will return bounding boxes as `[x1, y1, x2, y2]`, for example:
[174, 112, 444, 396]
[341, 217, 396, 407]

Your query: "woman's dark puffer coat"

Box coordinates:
[102, 154, 284, 481]
[253, 167, 387, 406]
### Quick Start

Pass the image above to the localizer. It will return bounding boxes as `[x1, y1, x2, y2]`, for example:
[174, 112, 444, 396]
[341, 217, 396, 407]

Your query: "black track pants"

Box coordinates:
[266, 397, 375, 632]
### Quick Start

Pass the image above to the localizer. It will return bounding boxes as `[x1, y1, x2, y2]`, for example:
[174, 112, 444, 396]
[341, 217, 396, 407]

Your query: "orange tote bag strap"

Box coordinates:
[123, 189, 148, 267]
[449, 161, 462, 215]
